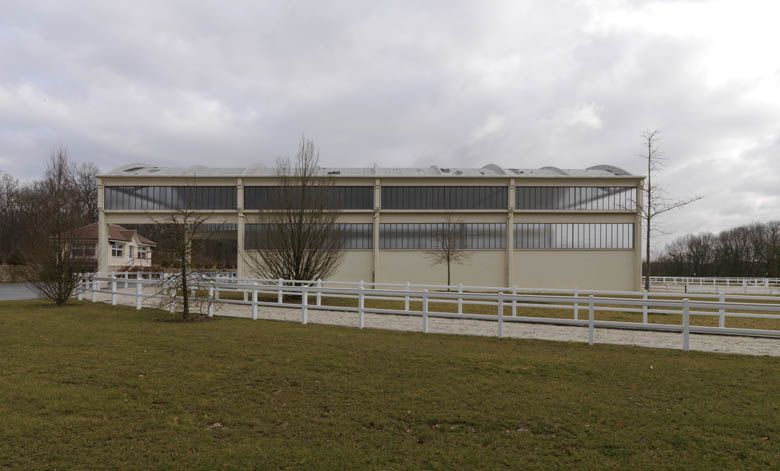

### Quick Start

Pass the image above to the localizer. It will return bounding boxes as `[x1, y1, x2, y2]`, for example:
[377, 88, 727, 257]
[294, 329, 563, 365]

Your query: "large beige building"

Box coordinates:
[97, 163, 644, 290]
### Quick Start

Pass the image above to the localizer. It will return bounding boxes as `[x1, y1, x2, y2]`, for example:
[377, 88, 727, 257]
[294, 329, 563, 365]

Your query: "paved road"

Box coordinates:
[0, 283, 41, 301]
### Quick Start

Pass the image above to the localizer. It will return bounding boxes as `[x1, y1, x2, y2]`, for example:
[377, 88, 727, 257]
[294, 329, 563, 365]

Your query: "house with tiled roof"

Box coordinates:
[65, 223, 156, 270]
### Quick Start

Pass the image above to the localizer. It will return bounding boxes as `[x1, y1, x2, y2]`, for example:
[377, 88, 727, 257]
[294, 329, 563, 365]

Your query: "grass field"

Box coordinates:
[1, 301, 779, 469]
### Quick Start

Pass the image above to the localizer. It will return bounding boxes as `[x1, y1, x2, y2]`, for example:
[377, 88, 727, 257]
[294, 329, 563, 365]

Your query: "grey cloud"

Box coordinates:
[0, 0, 778, 248]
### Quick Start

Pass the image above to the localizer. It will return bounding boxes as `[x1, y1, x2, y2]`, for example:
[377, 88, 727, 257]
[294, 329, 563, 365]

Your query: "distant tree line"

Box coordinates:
[652, 221, 780, 277]
[0, 149, 97, 265]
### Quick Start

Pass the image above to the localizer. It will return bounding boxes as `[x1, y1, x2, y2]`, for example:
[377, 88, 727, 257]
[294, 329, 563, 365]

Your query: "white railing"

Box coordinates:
[646, 276, 780, 294]
[76, 273, 780, 351]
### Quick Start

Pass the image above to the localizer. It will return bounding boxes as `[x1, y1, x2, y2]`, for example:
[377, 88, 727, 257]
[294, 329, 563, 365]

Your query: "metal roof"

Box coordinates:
[103, 163, 636, 178]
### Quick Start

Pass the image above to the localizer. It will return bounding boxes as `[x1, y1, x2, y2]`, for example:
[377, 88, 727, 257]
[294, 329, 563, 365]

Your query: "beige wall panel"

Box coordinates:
[241, 250, 374, 282]
[329, 251, 374, 282]
[512, 250, 636, 290]
[377, 251, 505, 286]
[513, 177, 640, 186]
[241, 214, 374, 224]
[380, 177, 507, 186]
[513, 213, 637, 223]
[102, 177, 237, 186]
[378, 213, 506, 223]
[105, 213, 238, 225]
[242, 177, 377, 186]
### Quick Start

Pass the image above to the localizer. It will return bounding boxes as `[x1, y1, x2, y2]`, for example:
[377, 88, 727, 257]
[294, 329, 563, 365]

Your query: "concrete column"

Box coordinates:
[236, 178, 246, 278]
[237, 213, 246, 278]
[372, 178, 381, 283]
[634, 180, 644, 291]
[506, 179, 515, 287]
[97, 178, 109, 274]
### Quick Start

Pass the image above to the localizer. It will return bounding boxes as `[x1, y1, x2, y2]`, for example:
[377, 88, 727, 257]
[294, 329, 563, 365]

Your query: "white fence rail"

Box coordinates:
[76, 273, 780, 352]
[646, 276, 780, 294]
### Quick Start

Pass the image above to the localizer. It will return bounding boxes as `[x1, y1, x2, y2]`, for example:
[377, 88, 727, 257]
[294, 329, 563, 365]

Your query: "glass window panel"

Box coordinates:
[514, 187, 638, 211]
[513, 223, 633, 249]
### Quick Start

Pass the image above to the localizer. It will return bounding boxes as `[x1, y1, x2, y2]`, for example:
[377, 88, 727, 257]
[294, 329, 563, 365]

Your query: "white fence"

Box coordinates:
[77, 273, 780, 352]
[646, 276, 780, 294]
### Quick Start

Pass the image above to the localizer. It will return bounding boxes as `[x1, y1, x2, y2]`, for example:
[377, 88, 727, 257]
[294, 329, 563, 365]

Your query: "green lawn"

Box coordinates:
[1, 301, 779, 469]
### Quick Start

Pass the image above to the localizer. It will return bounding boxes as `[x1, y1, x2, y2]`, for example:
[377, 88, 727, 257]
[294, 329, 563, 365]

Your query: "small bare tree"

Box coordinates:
[243, 138, 346, 282]
[148, 185, 222, 321]
[426, 218, 471, 286]
[638, 129, 702, 290]
[23, 149, 91, 305]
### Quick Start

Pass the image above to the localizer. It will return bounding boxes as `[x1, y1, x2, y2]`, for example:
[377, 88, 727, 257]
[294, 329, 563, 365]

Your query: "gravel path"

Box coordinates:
[93, 287, 780, 357]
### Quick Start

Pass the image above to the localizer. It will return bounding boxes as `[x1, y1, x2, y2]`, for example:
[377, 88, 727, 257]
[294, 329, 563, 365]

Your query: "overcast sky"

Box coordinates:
[1, 0, 778, 250]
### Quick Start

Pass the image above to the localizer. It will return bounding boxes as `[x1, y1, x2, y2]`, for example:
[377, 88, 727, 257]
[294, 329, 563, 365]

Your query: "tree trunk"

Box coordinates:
[181, 255, 189, 320]
[645, 215, 651, 291]
[644, 137, 652, 292]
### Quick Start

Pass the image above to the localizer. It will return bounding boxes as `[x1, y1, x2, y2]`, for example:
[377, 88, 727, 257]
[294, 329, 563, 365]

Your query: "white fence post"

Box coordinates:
[316, 279, 322, 306]
[91, 279, 98, 302]
[277, 278, 283, 304]
[497, 292, 504, 338]
[511, 286, 517, 317]
[208, 286, 215, 317]
[682, 298, 690, 351]
[358, 283, 365, 329]
[135, 281, 142, 310]
[169, 288, 175, 313]
[642, 291, 648, 324]
[404, 281, 411, 312]
[124, 271, 129, 289]
[718, 291, 725, 328]
[573, 288, 579, 320]
[422, 289, 429, 333]
[77, 275, 84, 301]
[252, 284, 258, 320]
[588, 295, 595, 346]
[457, 284, 463, 316]
[111, 276, 118, 306]
[301, 287, 308, 324]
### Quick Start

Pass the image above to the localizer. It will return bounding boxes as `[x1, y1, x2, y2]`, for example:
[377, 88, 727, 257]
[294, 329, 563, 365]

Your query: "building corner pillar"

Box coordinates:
[506, 179, 515, 287]
[634, 180, 644, 291]
[236, 179, 246, 278]
[97, 178, 109, 274]
[372, 178, 381, 283]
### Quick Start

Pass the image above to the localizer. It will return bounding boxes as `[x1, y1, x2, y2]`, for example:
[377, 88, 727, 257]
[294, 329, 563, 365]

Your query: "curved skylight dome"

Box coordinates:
[587, 165, 630, 176]
[540, 166, 569, 176]
[481, 164, 506, 175]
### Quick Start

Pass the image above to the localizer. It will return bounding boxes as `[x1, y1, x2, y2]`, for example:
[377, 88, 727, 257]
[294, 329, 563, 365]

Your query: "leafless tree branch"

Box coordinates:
[243, 138, 346, 284]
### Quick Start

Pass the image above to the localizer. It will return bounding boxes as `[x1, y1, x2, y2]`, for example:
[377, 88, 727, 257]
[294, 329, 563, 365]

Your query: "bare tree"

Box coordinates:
[638, 129, 702, 290]
[426, 217, 471, 286]
[22, 149, 91, 305]
[243, 138, 345, 282]
[74, 162, 99, 223]
[0, 172, 20, 262]
[654, 221, 780, 277]
[148, 187, 222, 321]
